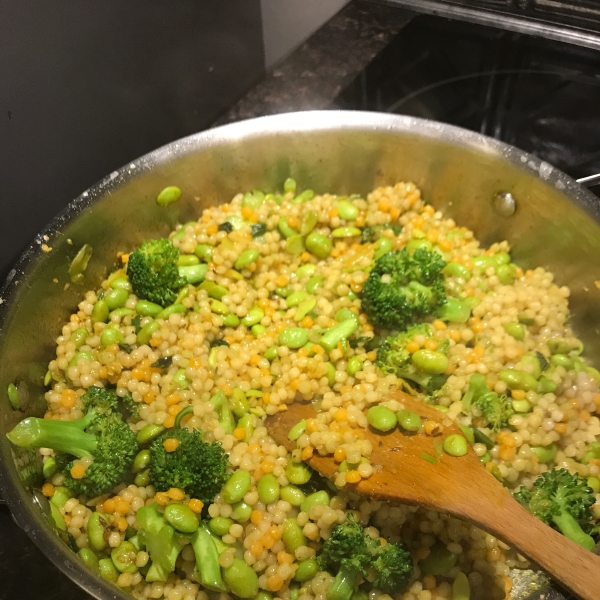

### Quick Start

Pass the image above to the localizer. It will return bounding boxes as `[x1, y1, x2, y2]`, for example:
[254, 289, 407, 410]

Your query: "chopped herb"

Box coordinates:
[420, 452, 437, 464]
[151, 356, 173, 369]
[217, 222, 233, 233]
[210, 339, 230, 348]
[118, 343, 134, 354]
[132, 315, 142, 334]
[251, 223, 267, 238]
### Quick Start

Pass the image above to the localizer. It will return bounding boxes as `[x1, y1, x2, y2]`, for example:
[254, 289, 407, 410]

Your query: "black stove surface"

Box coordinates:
[335, 14, 600, 184]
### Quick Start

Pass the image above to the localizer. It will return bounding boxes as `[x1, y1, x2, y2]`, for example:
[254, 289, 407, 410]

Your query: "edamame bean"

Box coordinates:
[406, 239, 432, 253]
[288, 420, 307, 442]
[530, 443, 557, 464]
[547, 339, 571, 355]
[132, 449, 151, 473]
[301, 491, 330, 514]
[294, 298, 317, 322]
[346, 356, 363, 376]
[419, 541, 458, 575]
[511, 399, 531, 413]
[68, 350, 93, 368]
[104, 288, 129, 310]
[241, 306, 264, 327]
[98, 558, 119, 582]
[7, 383, 20, 410]
[367, 406, 397, 432]
[337, 200, 359, 221]
[88, 512, 110, 551]
[137, 320, 160, 345]
[411, 349, 449, 375]
[43, 456, 58, 479]
[111, 307, 134, 317]
[279, 327, 309, 349]
[499, 369, 538, 391]
[200, 281, 228, 299]
[111, 540, 139, 573]
[436, 297, 471, 323]
[136, 424, 165, 444]
[194, 243, 213, 262]
[156, 186, 182, 206]
[305, 231, 332, 259]
[453, 572, 470, 600]
[332, 227, 361, 238]
[134, 470, 150, 487]
[587, 476, 600, 493]
[92, 299, 109, 323]
[292, 190, 314, 204]
[282, 518, 307, 553]
[235, 248, 259, 270]
[223, 559, 259, 599]
[222, 313, 240, 327]
[157, 303, 186, 320]
[101, 326, 124, 347]
[280, 485, 306, 507]
[79, 548, 99, 572]
[279, 217, 299, 239]
[538, 376, 557, 393]
[71, 327, 89, 348]
[286, 234, 306, 255]
[496, 264, 516, 285]
[287, 290, 308, 307]
[231, 501, 253, 522]
[294, 559, 319, 582]
[210, 299, 229, 315]
[397, 409, 422, 432]
[50, 502, 66, 530]
[443, 434, 468, 457]
[50, 486, 72, 509]
[373, 237, 393, 260]
[179, 263, 208, 284]
[177, 254, 200, 266]
[135, 300, 163, 317]
[164, 503, 199, 533]
[284, 178, 297, 194]
[264, 346, 278, 361]
[334, 308, 357, 323]
[285, 461, 312, 485]
[503, 322, 525, 340]
[209, 517, 233, 536]
[296, 264, 317, 278]
[300, 211, 318, 236]
[443, 262, 470, 279]
[222, 470, 252, 504]
[173, 221, 197, 241]
[257, 474, 280, 505]
[306, 275, 324, 294]
[551, 354, 572, 369]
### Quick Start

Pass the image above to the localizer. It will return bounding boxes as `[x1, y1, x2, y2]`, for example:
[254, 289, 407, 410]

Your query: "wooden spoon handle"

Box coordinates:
[474, 491, 600, 600]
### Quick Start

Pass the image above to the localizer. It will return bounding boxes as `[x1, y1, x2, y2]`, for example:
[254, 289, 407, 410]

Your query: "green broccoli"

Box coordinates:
[136, 503, 184, 582]
[514, 469, 597, 550]
[6, 387, 138, 498]
[317, 518, 413, 600]
[149, 427, 229, 506]
[360, 248, 447, 331]
[461, 373, 513, 432]
[375, 324, 449, 393]
[127, 238, 186, 307]
[360, 224, 402, 244]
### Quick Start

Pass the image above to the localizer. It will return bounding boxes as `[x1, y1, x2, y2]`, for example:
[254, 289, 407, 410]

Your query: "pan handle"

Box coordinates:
[577, 173, 600, 187]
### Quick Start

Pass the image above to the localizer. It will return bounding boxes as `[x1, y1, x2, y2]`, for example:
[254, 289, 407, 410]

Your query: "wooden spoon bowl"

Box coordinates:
[267, 390, 600, 600]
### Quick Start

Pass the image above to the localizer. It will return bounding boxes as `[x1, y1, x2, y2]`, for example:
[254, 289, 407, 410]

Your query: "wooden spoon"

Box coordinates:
[266, 390, 600, 600]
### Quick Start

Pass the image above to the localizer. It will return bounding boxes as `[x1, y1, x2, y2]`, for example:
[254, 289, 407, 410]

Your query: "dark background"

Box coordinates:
[0, 0, 265, 281]
[0, 2, 264, 598]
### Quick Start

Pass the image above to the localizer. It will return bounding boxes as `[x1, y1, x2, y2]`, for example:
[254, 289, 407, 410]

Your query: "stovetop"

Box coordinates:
[334, 13, 600, 185]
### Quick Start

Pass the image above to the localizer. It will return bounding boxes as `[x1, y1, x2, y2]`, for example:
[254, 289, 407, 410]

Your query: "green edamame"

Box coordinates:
[453, 572, 470, 600]
[279, 327, 309, 349]
[194, 244, 213, 262]
[222, 470, 252, 504]
[499, 369, 538, 391]
[511, 399, 531, 413]
[530, 443, 557, 463]
[235, 248, 259, 270]
[282, 518, 307, 553]
[178, 263, 208, 284]
[241, 306, 264, 327]
[406, 239, 432, 253]
[286, 290, 308, 307]
[132, 449, 151, 473]
[305, 231, 333, 259]
[411, 349, 449, 375]
[98, 558, 119, 582]
[538, 376, 557, 393]
[296, 264, 317, 278]
[79, 548, 99, 572]
[280, 484, 306, 507]
[332, 227, 361, 238]
[285, 461, 312, 485]
[367, 405, 397, 432]
[209, 516, 233, 536]
[503, 322, 525, 340]
[92, 299, 109, 323]
[257, 474, 280, 504]
[397, 409, 422, 432]
[337, 200, 359, 221]
[278, 217, 299, 239]
[110, 276, 132, 292]
[210, 299, 229, 315]
[157, 303, 186, 320]
[551, 354, 572, 369]
[264, 346, 278, 361]
[284, 178, 297, 195]
[496, 263, 516, 285]
[135, 300, 163, 317]
[294, 559, 319, 582]
[71, 327, 89, 348]
[223, 559, 259, 599]
[134, 470, 150, 487]
[443, 262, 470, 279]
[300, 491, 329, 514]
[100, 326, 124, 347]
[443, 434, 468, 457]
[306, 275, 324, 294]
[177, 254, 200, 267]
[137, 321, 160, 345]
[136, 424, 165, 444]
[222, 313, 240, 327]
[288, 419, 307, 441]
[88, 511, 110, 551]
[346, 356, 363, 376]
[156, 186, 182, 206]
[200, 280, 228, 299]
[231, 501, 253, 522]
[292, 189, 314, 204]
[50, 486, 71, 509]
[43, 456, 58, 479]
[111, 540, 139, 573]
[164, 503, 199, 533]
[104, 288, 129, 310]
[286, 234, 306, 255]
[294, 298, 317, 322]
[300, 211, 318, 236]
[419, 541, 458, 575]
[373, 237, 393, 260]
[587, 476, 600, 493]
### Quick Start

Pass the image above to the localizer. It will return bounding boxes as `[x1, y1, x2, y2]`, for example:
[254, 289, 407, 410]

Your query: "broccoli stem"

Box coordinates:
[191, 523, 227, 591]
[6, 414, 98, 458]
[319, 319, 358, 353]
[552, 511, 595, 550]
[326, 565, 359, 600]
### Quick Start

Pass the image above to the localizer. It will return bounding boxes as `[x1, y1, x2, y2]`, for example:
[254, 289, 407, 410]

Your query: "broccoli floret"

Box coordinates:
[127, 238, 186, 307]
[375, 324, 449, 393]
[360, 248, 447, 331]
[461, 374, 513, 432]
[317, 518, 413, 600]
[6, 387, 138, 498]
[149, 427, 229, 506]
[136, 503, 184, 582]
[514, 469, 597, 550]
[360, 224, 402, 244]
